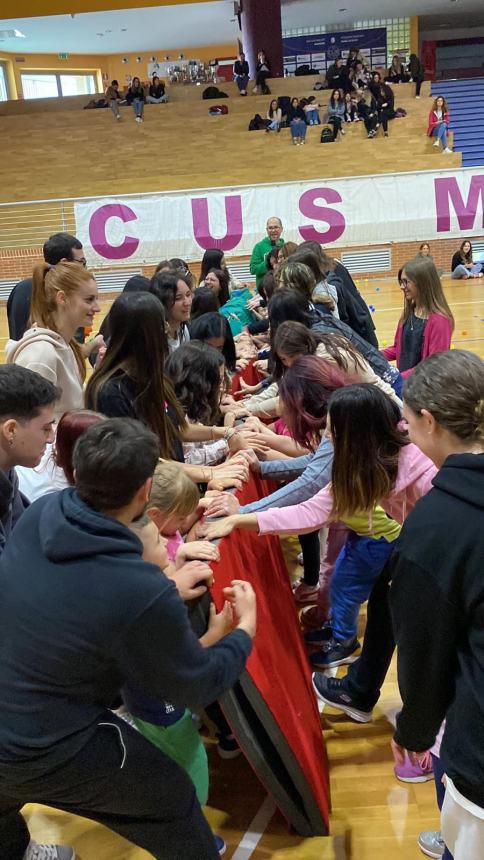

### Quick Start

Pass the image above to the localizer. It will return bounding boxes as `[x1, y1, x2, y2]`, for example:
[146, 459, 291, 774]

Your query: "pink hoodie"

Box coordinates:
[257, 443, 437, 536]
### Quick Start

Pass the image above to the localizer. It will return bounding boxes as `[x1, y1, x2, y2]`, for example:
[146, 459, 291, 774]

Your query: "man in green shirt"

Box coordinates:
[249, 217, 284, 289]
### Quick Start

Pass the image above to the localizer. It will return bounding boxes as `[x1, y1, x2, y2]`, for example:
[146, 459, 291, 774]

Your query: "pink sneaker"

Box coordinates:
[395, 751, 433, 783]
[291, 578, 320, 605]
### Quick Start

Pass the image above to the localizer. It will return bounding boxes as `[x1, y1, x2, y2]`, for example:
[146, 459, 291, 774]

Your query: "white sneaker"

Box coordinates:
[416, 95, 421, 99]
[433, 140, 440, 147]
[23, 841, 75, 860]
[444, 147, 452, 153]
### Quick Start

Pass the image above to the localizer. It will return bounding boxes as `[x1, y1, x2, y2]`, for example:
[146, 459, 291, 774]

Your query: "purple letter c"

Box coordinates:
[89, 203, 140, 260]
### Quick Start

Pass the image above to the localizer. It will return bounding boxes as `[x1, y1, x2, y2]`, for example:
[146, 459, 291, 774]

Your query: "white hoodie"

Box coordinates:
[7, 327, 84, 420]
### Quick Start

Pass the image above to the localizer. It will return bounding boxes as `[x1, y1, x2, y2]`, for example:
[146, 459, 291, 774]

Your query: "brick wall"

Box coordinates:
[1, 235, 483, 285]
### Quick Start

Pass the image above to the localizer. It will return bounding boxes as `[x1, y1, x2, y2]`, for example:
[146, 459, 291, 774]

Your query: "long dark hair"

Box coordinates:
[199, 248, 224, 283]
[278, 355, 348, 451]
[191, 286, 220, 320]
[272, 321, 365, 381]
[85, 292, 186, 458]
[99, 275, 150, 340]
[330, 88, 341, 107]
[165, 341, 225, 425]
[149, 270, 192, 327]
[459, 239, 473, 264]
[205, 268, 230, 307]
[188, 312, 236, 372]
[328, 384, 407, 519]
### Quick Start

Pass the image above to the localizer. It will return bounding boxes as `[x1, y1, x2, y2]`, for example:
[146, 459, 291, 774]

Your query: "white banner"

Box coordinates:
[74, 168, 484, 267]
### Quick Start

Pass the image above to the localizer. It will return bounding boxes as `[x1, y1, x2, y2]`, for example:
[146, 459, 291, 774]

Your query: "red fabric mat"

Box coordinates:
[209, 473, 330, 827]
[230, 360, 261, 395]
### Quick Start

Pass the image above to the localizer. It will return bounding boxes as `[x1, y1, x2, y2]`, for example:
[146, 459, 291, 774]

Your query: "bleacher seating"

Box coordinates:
[431, 77, 484, 167]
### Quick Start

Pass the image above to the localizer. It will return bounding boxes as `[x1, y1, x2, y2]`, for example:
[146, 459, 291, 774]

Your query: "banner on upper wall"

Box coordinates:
[74, 168, 484, 266]
[282, 27, 387, 76]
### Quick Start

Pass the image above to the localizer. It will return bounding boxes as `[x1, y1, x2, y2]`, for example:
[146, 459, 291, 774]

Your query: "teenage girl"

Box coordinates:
[266, 99, 282, 132]
[8, 262, 100, 418]
[428, 96, 452, 153]
[451, 239, 483, 279]
[383, 256, 454, 376]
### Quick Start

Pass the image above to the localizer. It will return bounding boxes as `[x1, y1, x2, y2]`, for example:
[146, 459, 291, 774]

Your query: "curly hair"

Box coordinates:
[165, 341, 225, 425]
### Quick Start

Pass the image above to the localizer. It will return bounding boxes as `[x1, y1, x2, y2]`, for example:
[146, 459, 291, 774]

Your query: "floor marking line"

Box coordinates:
[231, 794, 277, 860]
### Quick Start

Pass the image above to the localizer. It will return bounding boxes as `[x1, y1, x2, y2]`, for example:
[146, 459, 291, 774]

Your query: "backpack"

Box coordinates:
[203, 86, 221, 100]
[313, 81, 325, 90]
[277, 96, 291, 118]
[208, 104, 229, 115]
[320, 126, 333, 143]
[248, 114, 270, 131]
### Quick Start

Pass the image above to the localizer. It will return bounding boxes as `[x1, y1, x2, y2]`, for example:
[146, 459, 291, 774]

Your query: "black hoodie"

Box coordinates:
[390, 453, 484, 809]
[0, 488, 251, 777]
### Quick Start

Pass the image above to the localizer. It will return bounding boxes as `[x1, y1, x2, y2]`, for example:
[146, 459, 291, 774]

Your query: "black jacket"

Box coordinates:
[451, 252, 469, 272]
[149, 82, 165, 98]
[288, 105, 306, 122]
[0, 489, 251, 775]
[7, 278, 32, 340]
[326, 63, 350, 92]
[329, 261, 378, 347]
[0, 469, 27, 556]
[369, 82, 395, 112]
[126, 86, 145, 104]
[390, 454, 484, 809]
[234, 60, 249, 77]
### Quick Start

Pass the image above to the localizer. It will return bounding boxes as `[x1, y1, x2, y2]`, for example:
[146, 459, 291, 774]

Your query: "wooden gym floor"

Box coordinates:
[1, 273, 483, 859]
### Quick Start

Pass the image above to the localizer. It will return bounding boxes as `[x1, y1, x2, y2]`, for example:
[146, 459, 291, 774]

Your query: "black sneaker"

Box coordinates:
[310, 637, 360, 669]
[217, 733, 241, 759]
[312, 674, 373, 723]
[304, 622, 333, 646]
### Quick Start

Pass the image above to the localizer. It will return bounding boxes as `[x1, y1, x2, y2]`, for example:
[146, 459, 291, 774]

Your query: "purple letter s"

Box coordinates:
[298, 188, 346, 243]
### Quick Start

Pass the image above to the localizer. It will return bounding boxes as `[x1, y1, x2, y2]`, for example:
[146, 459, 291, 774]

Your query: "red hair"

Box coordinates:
[278, 355, 348, 450]
[53, 410, 104, 485]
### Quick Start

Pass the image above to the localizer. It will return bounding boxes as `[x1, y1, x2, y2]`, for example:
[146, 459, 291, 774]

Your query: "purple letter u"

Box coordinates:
[191, 195, 243, 251]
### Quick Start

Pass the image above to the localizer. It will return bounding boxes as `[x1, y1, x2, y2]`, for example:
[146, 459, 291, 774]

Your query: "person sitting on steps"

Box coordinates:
[254, 51, 271, 95]
[266, 99, 282, 132]
[428, 96, 452, 154]
[233, 51, 250, 95]
[326, 89, 346, 140]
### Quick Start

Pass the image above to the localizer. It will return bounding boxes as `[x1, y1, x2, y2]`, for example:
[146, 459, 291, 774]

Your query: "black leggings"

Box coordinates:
[299, 530, 321, 586]
[327, 116, 342, 140]
[256, 71, 270, 93]
[416, 78, 422, 96]
[364, 113, 377, 134]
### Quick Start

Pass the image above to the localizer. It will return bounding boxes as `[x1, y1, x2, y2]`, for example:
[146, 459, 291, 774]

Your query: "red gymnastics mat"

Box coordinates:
[208, 473, 330, 836]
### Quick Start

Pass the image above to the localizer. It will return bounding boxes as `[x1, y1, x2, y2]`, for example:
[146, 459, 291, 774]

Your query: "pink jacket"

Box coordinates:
[257, 443, 437, 536]
[382, 313, 453, 378]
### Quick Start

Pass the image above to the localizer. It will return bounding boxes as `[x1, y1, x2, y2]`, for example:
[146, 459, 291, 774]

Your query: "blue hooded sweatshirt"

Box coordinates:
[0, 488, 251, 778]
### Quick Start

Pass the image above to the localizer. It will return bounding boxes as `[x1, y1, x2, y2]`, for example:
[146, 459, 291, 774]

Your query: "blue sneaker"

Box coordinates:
[214, 834, 226, 856]
[310, 636, 360, 669]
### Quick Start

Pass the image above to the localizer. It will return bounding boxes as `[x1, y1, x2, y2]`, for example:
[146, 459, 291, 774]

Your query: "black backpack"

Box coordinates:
[320, 126, 333, 143]
[203, 86, 223, 100]
[248, 113, 269, 131]
[277, 96, 291, 118]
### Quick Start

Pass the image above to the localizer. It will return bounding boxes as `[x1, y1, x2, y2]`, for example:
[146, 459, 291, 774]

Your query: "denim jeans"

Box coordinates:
[306, 109, 320, 125]
[330, 535, 396, 641]
[267, 119, 280, 131]
[290, 119, 306, 139]
[452, 262, 482, 278]
[432, 754, 454, 860]
[146, 95, 167, 104]
[235, 75, 249, 92]
[133, 98, 144, 117]
[432, 122, 448, 148]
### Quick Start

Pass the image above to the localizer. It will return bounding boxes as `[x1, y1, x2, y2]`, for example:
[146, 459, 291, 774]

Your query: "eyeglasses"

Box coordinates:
[399, 277, 412, 288]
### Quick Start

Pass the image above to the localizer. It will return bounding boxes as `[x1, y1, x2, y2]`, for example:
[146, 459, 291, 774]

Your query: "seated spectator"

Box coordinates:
[104, 79, 123, 120]
[407, 52, 425, 97]
[326, 89, 346, 140]
[368, 76, 395, 138]
[199, 248, 241, 293]
[428, 96, 452, 154]
[266, 98, 282, 132]
[326, 57, 350, 93]
[451, 240, 483, 279]
[345, 47, 365, 69]
[202, 269, 230, 308]
[125, 76, 145, 123]
[288, 97, 307, 145]
[386, 55, 405, 84]
[191, 287, 220, 320]
[234, 51, 250, 95]
[343, 92, 358, 122]
[146, 75, 168, 104]
[350, 61, 369, 90]
[254, 51, 271, 95]
[303, 96, 321, 125]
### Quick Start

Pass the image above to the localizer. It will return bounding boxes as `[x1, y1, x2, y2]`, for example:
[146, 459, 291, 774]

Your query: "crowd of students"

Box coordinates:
[0, 224, 482, 860]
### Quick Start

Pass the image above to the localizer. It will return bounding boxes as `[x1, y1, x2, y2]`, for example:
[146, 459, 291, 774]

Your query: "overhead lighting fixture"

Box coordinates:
[0, 29, 26, 39]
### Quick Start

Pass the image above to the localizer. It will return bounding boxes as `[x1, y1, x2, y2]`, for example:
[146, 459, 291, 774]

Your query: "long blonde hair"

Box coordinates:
[149, 461, 200, 517]
[401, 256, 454, 329]
[31, 261, 93, 381]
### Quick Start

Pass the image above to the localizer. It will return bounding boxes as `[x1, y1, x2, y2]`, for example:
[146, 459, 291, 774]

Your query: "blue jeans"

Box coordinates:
[330, 534, 395, 641]
[432, 122, 448, 148]
[452, 262, 482, 278]
[391, 372, 404, 400]
[235, 75, 249, 92]
[290, 119, 306, 139]
[267, 119, 280, 131]
[431, 754, 454, 860]
[133, 98, 144, 117]
[306, 109, 320, 125]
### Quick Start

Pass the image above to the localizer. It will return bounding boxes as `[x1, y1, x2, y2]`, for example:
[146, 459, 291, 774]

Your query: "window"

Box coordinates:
[0, 63, 8, 101]
[21, 71, 96, 99]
